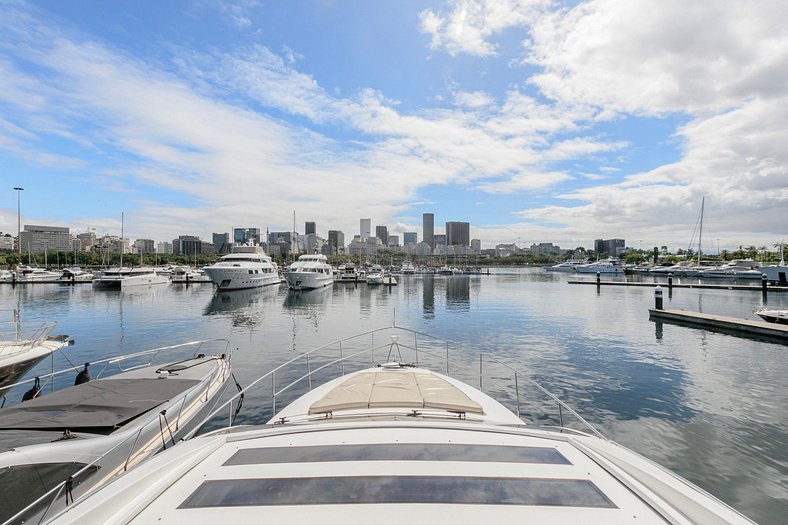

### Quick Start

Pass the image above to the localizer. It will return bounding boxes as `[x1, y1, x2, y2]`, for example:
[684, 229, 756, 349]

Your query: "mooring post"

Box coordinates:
[762, 274, 768, 298]
[654, 286, 663, 310]
[667, 272, 673, 291]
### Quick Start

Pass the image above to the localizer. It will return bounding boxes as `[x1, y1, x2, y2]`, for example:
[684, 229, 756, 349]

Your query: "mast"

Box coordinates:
[698, 196, 704, 266]
[120, 212, 124, 268]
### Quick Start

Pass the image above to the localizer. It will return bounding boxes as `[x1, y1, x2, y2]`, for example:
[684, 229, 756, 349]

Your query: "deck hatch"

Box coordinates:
[223, 444, 570, 466]
[179, 476, 615, 508]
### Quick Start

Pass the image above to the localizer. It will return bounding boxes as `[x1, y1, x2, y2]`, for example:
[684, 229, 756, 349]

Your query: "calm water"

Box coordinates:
[2, 268, 786, 524]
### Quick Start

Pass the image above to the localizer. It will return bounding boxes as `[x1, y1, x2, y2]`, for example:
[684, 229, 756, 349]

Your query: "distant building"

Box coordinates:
[0, 233, 14, 251]
[594, 238, 626, 257]
[403, 232, 417, 246]
[470, 239, 481, 253]
[233, 227, 260, 245]
[172, 235, 202, 256]
[133, 239, 155, 254]
[415, 241, 432, 256]
[529, 242, 560, 256]
[305, 222, 316, 236]
[212, 233, 231, 254]
[445, 222, 470, 247]
[375, 225, 388, 245]
[157, 242, 173, 255]
[304, 233, 324, 254]
[434, 234, 446, 246]
[98, 235, 127, 255]
[348, 235, 366, 256]
[360, 219, 371, 240]
[495, 243, 517, 257]
[19, 224, 70, 254]
[327, 230, 345, 255]
[388, 235, 399, 247]
[423, 213, 434, 249]
[76, 231, 97, 252]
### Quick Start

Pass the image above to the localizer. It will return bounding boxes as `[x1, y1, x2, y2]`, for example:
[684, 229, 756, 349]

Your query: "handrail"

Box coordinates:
[2, 351, 230, 525]
[189, 326, 603, 440]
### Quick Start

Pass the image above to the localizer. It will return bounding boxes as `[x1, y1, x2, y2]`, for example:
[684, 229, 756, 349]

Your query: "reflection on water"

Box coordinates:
[0, 269, 785, 524]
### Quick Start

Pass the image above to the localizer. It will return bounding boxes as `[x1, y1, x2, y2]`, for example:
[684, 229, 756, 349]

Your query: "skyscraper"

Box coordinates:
[423, 213, 434, 249]
[305, 222, 316, 235]
[328, 230, 345, 255]
[403, 232, 417, 246]
[360, 218, 371, 240]
[375, 225, 388, 245]
[446, 221, 470, 247]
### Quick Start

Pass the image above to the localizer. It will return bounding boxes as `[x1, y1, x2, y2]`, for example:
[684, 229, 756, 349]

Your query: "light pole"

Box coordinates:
[13, 187, 23, 255]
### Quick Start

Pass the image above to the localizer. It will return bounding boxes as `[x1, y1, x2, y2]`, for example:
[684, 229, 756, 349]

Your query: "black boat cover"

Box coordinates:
[0, 378, 199, 432]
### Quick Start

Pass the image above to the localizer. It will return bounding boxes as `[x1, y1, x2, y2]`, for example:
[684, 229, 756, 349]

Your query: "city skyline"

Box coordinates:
[0, 2, 786, 250]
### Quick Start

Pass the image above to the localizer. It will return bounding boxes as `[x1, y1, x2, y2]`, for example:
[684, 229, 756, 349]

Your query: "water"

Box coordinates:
[2, 268, 786, 524]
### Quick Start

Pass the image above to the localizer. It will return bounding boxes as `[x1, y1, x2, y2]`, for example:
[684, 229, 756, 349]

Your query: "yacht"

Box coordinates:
[57, 266, 94, 283]
[202, 245, 280, 291]
[8, 265, 62, 282]
[755, 308, 788, 324]
[48, 326, 754, 525]
[545, 260, 583, 272]
[759, 244, 787, 284]
[700, 259, 762, 279]
[400, 260, 416, 274]
[0, 321, 72, 397]
[366, 264, 384, 285]
[170, 265, 212, 283]
[284, 253, 334, 290]
[335, 263, 362, 282]
[575, 258, 624, 274]
[1, 339, 232, 524]
[92, 266, 169, 288]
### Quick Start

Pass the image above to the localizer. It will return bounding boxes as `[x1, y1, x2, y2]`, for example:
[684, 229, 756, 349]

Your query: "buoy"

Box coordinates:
[22, 377, 41, 401]
[75, 363, 91, 385]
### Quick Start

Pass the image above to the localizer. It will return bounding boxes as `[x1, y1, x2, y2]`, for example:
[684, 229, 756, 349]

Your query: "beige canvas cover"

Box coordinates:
[309, 369, 484, 415]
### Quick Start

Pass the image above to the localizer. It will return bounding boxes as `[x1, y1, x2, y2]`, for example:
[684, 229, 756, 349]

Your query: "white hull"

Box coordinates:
[285, 272, 334, 290]
[203, 267, 281, 290]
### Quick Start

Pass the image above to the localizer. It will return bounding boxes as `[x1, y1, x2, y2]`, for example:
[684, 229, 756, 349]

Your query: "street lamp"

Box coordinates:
[13, 187, 23, 255]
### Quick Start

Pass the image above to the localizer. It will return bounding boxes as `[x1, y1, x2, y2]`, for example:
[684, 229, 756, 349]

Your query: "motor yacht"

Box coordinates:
[57, 267, 94, 283]
[335, 263, 362, 282]
[47, 326, 754, 525]
[400, 261, 415, 274]
[575, 258, 624, 274]
[1, 339, 232, 524]
[755, 308, 788, 324]
[170, 265, 212, 283]
[0, 321, 72, 398]
[7, 265, 62, 283]
[366, 264, 384, 285]
[700, 259, 762, 279]
[92, 267, 169, 288]
[545, 260, 583, 272]
[284, 254, 334, 290]
[202, 245, 280, 291]
[759, 245, 787, 284]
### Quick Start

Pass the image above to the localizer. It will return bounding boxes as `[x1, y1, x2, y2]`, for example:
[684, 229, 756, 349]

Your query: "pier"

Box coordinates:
[569, 279, 788, 292]
[649, 307, 788, 344]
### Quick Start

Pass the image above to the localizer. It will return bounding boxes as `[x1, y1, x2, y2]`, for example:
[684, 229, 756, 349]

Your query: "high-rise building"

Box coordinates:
[594, 238, 626, 257]
[172, 235, 202, 256]
[19, 225, 71, 254]
[157, 242, 173, 255]
[76, 231, 97, 252]
[133, 239, 155, 254]
[445, 222, 470, 247]
[305, 222, 316, 235]
[233, 227, 260, 245]
[403, 232, 417, 246]
[388, 235, 399, 247]
[434, 234, 446, 246]
[375, 225, 388, 245]
[470, 239, 481, 253]
[423, 213, 434, 249]
[212, 233, 231, 254]
[328, 230, 345, 255]
[360, 219, 371, 240]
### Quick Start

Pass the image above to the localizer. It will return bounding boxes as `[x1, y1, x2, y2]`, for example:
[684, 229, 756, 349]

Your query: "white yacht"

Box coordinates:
[284, 253, 334, 290]
[755, 308, 788, 324]
[92, 267, 169, 288]
[400, 260, 416, 274]
[48, 326, 754, 525]
[202, 246, 280, 291]
[576, 258, 624, 274]
[170, 265, 212, 283]
[1, 339, 232, 524]
[366, 264, 384, 285]
[700, 259, 761, 279]
[8, 265, 62, 282]
[57, 266, 94, 283]
[0, 321, 72, 397]
[335, 263, 362, 282]
[758, 245, 786, 284]
[545, 260, 583, 272]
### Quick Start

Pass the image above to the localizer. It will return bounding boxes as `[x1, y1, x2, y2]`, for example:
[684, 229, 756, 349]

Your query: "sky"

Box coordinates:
[0, 0, 786, 251]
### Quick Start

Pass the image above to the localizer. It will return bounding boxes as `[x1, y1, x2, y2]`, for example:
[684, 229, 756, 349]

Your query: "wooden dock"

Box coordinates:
[649, 308, 788, 344]
[569, 280, 788, 292]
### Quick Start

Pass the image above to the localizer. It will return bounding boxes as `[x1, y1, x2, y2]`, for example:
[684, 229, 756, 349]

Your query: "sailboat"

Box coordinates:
[92, 213, 168, 289]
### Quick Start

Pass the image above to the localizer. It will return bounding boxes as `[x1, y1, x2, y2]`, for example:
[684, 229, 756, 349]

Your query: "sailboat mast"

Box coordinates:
[698, 197, 704, 266]
[120, 212, 124, 268]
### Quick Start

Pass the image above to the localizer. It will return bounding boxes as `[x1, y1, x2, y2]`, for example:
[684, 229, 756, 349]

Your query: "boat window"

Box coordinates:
[179, 476, 615, 508]
[223, 444, 570, 466]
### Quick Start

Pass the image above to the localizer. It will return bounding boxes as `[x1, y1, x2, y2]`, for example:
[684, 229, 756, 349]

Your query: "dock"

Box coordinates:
[649, 308, 788, 344]
[569, 280, 788, 292]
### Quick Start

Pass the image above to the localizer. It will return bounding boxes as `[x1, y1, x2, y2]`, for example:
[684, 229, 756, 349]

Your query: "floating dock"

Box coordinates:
[649, 307, 788, 344]
[569, 280, 788, 292]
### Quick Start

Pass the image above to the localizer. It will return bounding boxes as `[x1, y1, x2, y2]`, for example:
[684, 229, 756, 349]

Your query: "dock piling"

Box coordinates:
[654, 286, 663, 310]
[762, 274, 768, 298]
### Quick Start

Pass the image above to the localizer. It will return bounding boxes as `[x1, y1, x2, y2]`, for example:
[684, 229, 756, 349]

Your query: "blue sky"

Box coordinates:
[1, 0, 786, 250]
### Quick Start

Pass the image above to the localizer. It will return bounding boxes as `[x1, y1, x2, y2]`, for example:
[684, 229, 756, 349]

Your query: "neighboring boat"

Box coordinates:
[0, 320, 72, 397]
[47, 326, 755, 525]
[400, 260, 415, 274]
[170, 265, 212, 283]
[576, 258, 624, 274]
[0, 339, 232, 524]
[545, 260, 583, 272]
[755, 308, 788, 324]
[366, 264, 384, 285]
[760, 243, 787, 284]
[700, 259, 761, 279]
[8, 265, 62, 283]
[202, 245, 280, 291]
[437, 265, 455, 275]
[92, 266, 169, 288]
[57, 266, 94, 283]
[335, 263, 363, 282]
[284, 254, 334, 290]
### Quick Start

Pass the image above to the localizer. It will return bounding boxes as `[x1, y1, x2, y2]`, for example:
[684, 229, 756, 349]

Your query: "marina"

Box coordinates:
[0, 268, 784, 524]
